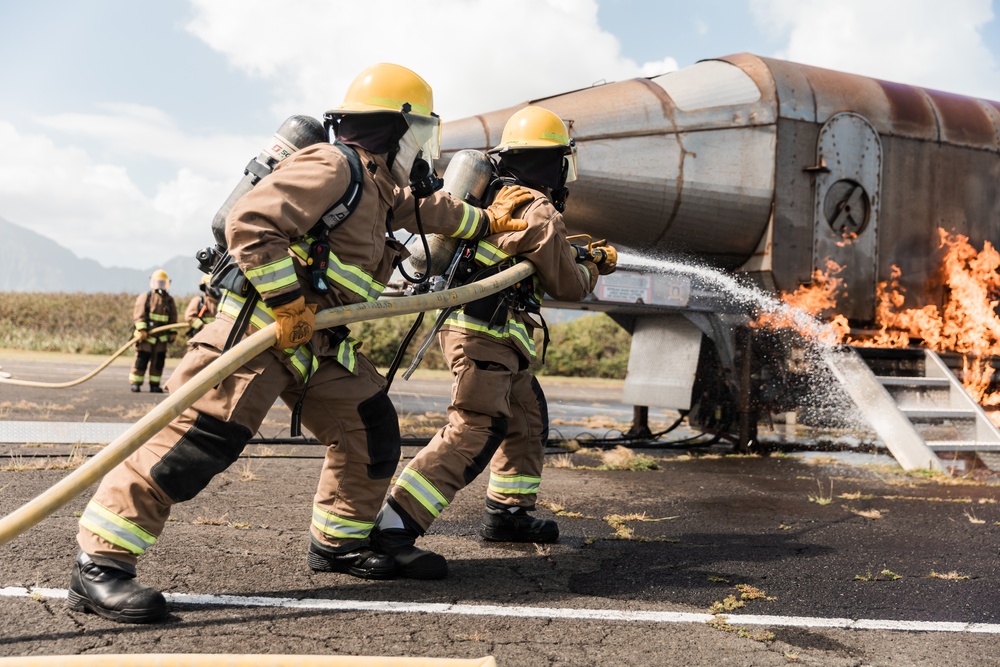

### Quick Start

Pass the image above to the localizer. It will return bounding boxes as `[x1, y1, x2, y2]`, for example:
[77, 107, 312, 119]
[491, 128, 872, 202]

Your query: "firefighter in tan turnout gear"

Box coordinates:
[183, 274, 220, 337]
[129, 269, 178, 393]
[372, 106, 618, 578]
[67, 63, 533, 624]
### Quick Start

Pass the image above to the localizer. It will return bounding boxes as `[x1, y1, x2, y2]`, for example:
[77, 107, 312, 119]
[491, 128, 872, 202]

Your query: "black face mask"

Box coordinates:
[499, 148, 569, 211]
[498, 148, 566, 191]
[327, 112, 409, 155]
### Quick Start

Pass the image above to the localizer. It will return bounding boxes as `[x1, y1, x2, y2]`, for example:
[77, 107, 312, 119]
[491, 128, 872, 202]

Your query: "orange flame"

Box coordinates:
[765, 229, 1000, 424]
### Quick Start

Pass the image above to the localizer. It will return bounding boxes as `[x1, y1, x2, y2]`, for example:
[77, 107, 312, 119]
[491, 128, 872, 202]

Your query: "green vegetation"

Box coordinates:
[0, 294, 632, 377]
[542, 312, 632, 378]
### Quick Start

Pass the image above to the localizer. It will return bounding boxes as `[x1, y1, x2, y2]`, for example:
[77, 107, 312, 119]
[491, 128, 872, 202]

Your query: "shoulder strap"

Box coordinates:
[312, 141, 364, 235]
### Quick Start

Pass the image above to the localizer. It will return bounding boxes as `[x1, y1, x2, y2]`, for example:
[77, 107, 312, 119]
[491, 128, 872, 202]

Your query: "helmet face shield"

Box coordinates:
[564, 139, 578, 184]
[402, 112, 441, 160]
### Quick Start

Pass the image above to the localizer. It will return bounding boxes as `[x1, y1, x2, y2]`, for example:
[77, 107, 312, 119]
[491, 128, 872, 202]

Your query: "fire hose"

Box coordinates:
[0, 261, 535, 547]
[0, 323, 192, 389]
[0, 654, 496, 666]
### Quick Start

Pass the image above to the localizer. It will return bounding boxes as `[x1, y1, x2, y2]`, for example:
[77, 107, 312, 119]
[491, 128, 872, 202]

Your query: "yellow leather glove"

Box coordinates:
[484, 185, 533, 235]
[136, 329, 149, 342]
[272, 296, 317, 349]
[592, 243, 618, 275]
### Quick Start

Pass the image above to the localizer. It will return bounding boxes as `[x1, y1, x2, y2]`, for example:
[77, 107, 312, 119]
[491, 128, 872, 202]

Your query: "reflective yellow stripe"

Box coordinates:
[244, 256, 299, 295]
[290, 241, 384, 302]
[444, 311, 536, 357]
[450, 203, 482, 240]
[312, 505, 374, 540]
[135, 322, 148, 330]
[396, 468, 449, 518]
[79, 501, 156, 555]
[219, 291, 357, 375]
[128, 373, 144, 383]
[474, 241, 510, 266]
[488, 473, 541, 495]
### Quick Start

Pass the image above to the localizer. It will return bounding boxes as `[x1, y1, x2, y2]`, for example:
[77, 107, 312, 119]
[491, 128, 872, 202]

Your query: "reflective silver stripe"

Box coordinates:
[395, 468, 449, 518]
[474, 241, 510, 266]
[290, 242, 384, 302]
[79, 500, 156, 555]
[219, 291, 356, 375]
[311, 505, 374, 540]
[488, 473, 541, 495]
[444, 311, 536, 357]
[245, 256, 299, 295]
[451, 202, 483, 240]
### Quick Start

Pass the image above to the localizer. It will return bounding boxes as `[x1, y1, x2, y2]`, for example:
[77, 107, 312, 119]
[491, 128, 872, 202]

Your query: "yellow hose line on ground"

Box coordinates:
[0, 262, 534, 547]
[0, 654, 496, 667]
[0, 322, 192, 389]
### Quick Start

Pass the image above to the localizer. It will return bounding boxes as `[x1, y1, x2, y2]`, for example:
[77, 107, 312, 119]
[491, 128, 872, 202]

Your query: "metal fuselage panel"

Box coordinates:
[442, 53, 1000, 327]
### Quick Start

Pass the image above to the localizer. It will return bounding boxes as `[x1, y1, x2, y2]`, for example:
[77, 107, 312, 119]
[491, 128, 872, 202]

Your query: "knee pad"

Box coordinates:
[150, 413, 253, 502]
[358, 391, 401, 479]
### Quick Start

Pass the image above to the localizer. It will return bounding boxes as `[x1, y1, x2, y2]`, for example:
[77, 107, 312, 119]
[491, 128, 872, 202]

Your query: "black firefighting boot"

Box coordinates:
[307, 538, 395, 579]
[371, 498, 447, 580]
[67, 552, 166, 624]
[130, 384, 141, 393]
[149, 384, 163, 394]
[370, 526, 448, 580]
[480, 498, 559, 543]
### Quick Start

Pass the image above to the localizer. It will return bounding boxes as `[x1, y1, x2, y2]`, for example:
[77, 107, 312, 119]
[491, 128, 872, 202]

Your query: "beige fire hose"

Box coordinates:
[0, 322, 192, 389]
[0, 262, 535, 547]
[0, 654, 496, 666]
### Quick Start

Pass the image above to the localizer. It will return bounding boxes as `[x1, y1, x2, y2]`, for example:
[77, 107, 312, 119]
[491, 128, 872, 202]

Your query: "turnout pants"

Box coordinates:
[130, 343, 167, 387]
[78, 318, 400, 566]
[388, 330, 547, 532]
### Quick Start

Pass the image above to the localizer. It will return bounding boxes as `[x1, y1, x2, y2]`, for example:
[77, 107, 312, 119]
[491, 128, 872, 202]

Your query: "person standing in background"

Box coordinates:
[129, 269, 177, 393]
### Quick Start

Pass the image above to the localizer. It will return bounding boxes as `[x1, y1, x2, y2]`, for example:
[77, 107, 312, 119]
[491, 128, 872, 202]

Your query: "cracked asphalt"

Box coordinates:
[1, 353, 998, 666]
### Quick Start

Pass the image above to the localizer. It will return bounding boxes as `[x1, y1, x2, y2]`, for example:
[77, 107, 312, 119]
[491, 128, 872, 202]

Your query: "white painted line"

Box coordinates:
[4, 586, 999, 634]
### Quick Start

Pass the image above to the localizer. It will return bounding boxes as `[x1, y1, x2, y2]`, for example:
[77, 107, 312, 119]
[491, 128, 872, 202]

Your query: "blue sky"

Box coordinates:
[1, 0, 998, 273]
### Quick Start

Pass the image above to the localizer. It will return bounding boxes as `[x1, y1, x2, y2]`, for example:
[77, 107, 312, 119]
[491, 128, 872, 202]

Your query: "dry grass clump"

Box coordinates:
[598, 446, 659, 471]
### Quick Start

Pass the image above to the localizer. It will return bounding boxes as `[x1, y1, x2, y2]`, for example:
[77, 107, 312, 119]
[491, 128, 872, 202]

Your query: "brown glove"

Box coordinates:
[136, 329, 149, 342]
[484, 185, 533, 235]
[592, 243, 618, 275]
[272, 296, 317, 349]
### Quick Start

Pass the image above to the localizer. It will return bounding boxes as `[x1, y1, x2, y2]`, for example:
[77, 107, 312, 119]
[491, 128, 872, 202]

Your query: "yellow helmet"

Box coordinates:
[150, 269, 170, 292]
[490, 106, 577, 183]
[329, 63, 441, 162]
[335, 63, 435, 117]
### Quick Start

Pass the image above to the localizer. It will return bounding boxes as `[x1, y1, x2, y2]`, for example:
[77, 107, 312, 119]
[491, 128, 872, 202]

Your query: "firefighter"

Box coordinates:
[129, 269, 178, 393]
[372, 106, 618, 578]
[67, 63, 533, 624]
[184, 274, 220, 337]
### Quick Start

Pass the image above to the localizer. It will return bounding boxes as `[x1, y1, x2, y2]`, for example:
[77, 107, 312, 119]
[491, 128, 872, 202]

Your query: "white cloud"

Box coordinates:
[0, 121, 226, 269]
[185, 0, 655, 121]
[750, 0, 1000, 100]
[35, 103, 259, 181]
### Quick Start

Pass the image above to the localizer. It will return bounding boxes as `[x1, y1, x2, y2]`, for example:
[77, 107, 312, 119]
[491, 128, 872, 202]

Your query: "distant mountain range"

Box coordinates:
[0, 216, 204, 293]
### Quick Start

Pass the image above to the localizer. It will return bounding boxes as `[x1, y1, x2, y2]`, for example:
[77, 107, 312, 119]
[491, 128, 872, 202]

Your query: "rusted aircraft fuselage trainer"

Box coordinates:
[440, 53, 1000, 460]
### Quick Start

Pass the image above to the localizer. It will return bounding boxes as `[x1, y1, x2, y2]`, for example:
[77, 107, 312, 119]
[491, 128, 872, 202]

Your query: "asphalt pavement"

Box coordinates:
[0, 352, 998, 666]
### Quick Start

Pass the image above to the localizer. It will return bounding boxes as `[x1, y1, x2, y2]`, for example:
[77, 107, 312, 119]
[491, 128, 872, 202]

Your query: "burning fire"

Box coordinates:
[768, 229, 1000, 423]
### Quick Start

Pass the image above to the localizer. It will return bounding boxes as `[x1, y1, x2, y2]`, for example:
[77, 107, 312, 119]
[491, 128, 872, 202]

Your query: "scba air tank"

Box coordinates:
[407, 149, 496, 277]
[210, 115, 327, 247]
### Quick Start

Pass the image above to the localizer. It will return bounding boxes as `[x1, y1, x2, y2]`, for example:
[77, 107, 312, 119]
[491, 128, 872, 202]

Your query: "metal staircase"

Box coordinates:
[822, 346, 1000, 472]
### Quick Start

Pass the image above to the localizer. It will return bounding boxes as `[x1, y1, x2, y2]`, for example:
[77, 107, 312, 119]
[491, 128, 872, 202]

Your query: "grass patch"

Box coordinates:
[845, 506, 884, 519]
[598, 446, 659, 471]
[808, 478, 834, 505]
[928, 570, 971, 580]
[855, 569, 902, 582]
